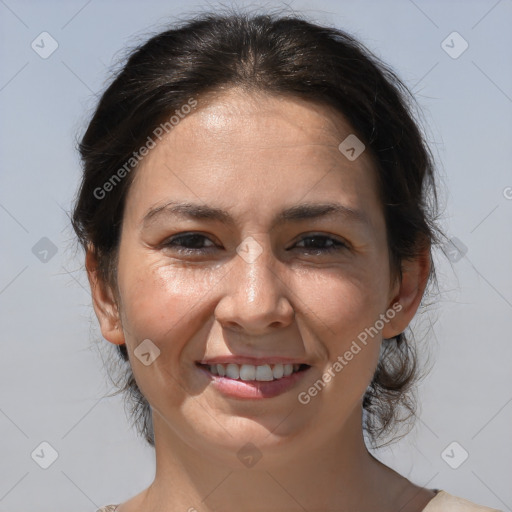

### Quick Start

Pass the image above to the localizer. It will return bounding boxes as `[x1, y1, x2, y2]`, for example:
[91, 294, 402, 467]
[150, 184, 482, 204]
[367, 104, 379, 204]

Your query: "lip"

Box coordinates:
[196, 363, 312, 400]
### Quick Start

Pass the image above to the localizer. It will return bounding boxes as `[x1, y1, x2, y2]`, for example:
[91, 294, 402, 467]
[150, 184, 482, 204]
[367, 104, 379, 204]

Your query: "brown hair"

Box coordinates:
[71, 8, 445, 449]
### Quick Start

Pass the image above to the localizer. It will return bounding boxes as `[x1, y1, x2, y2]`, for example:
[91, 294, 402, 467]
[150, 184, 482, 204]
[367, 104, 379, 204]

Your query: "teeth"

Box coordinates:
[255, 364, 274, 381]
[225, 363, 240, 379]
[273, 363, 284, 379]
[207, 362, 304, 381]
[240, 364, 256, 381]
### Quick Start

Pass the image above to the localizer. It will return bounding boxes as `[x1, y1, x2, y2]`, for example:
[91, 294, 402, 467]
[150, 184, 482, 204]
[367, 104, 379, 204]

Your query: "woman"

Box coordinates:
[71, 10, 502, 512]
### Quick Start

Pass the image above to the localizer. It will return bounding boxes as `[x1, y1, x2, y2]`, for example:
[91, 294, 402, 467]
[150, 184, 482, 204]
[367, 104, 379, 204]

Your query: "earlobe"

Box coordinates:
[382, 247, 431, 339]
[85, 247, 125, 346]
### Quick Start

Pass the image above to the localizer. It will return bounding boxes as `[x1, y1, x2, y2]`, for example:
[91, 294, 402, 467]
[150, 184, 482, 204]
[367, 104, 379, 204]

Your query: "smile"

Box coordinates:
[206, 362, 307, 381]
[196, 362, 311, 399]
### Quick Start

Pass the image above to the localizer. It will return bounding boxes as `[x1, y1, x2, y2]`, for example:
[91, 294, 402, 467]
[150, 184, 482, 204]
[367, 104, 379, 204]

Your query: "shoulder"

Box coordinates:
[423, 490, 504, 512]
[96, 506, 119, 512]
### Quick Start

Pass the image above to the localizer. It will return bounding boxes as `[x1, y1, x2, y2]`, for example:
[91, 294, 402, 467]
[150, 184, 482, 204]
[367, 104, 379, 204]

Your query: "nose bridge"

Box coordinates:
[235, 234, 277, 304]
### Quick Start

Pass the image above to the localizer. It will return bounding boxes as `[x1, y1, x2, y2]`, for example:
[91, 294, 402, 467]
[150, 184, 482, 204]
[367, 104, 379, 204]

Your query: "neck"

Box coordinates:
[138, 406, 409, 512]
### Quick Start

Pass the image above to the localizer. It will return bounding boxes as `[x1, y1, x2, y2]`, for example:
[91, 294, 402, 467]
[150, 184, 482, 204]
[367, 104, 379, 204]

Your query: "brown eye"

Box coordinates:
[162, 233, 216, 254]
[294, 235, 348, 254]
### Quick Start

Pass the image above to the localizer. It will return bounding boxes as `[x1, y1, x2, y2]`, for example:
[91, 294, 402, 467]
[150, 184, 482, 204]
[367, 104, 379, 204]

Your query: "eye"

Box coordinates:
[293, 234, 348, 254]
[161, 232, 348, 256]
[162, 233, 216, 254]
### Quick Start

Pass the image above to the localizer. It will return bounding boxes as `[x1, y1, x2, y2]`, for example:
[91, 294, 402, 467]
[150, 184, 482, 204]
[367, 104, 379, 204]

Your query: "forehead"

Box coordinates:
[123, 88, 381, 228]
[173, 88, 357, 150]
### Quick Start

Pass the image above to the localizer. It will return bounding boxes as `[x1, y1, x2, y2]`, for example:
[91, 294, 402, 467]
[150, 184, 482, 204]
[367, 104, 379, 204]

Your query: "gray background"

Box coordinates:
[0, 0, 511, 511]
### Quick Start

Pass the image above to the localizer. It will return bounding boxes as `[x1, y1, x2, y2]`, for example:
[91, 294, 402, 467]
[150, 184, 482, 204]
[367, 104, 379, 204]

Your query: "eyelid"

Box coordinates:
[161, 232, 218, 248]
[293, 232, 349, 247]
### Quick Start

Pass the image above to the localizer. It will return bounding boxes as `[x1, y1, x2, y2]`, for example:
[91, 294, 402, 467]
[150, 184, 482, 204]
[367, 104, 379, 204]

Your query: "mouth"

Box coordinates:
[197, 362, 310, 380]
[195, 362, 312, 400]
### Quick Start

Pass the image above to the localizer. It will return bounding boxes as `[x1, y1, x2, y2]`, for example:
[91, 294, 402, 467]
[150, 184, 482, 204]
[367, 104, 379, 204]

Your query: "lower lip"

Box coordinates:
[196, 364, 312, 400]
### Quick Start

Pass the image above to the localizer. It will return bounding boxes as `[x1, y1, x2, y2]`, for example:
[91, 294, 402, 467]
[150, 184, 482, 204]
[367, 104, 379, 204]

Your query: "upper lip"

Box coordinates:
[197, 356, 309, 366]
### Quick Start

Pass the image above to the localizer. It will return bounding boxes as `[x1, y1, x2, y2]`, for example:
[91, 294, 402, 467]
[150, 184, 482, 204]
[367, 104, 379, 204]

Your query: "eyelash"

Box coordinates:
[162, 233, 348, 255]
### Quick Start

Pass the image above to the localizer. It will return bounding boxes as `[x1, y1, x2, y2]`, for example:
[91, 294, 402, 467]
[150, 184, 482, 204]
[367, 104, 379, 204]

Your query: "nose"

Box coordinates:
[214, 236, 295, 335]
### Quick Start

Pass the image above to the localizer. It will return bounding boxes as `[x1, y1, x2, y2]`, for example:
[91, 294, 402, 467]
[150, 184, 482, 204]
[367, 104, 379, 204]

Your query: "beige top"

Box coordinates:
[96, 490, 504, 511]
[421, 490, 503, 511]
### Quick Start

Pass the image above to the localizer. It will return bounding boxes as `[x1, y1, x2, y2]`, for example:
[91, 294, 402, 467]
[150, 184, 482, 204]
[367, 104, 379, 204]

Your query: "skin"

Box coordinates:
[87, 88, 435, 512]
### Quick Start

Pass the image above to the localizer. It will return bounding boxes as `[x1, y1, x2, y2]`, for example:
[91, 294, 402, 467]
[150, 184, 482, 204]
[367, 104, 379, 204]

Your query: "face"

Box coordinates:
[93, 89, 413, 467]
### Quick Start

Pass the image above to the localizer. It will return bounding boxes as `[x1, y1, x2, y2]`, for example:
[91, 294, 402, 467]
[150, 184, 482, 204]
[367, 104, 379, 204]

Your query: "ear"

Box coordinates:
[382, 245, 431, 339]
[85, 246, 125, 345]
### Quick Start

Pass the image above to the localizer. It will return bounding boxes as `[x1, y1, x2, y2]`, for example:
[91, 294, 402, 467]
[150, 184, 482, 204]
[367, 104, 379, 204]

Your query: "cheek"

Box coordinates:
[118, 262, 219, 346]
[303, 265, 389, 345]
[294, 275, 384, 421]
[116, 262, 223, 408]
[301, 267, 388, 398]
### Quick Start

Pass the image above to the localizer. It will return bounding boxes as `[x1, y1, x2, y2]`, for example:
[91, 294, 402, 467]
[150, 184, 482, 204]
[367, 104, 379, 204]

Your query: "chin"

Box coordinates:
[183, 414, 311, 468]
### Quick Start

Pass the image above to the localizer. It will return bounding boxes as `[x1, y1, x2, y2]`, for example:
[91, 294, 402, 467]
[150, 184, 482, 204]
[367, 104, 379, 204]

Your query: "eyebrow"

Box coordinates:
[141, 200, 371, 230]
